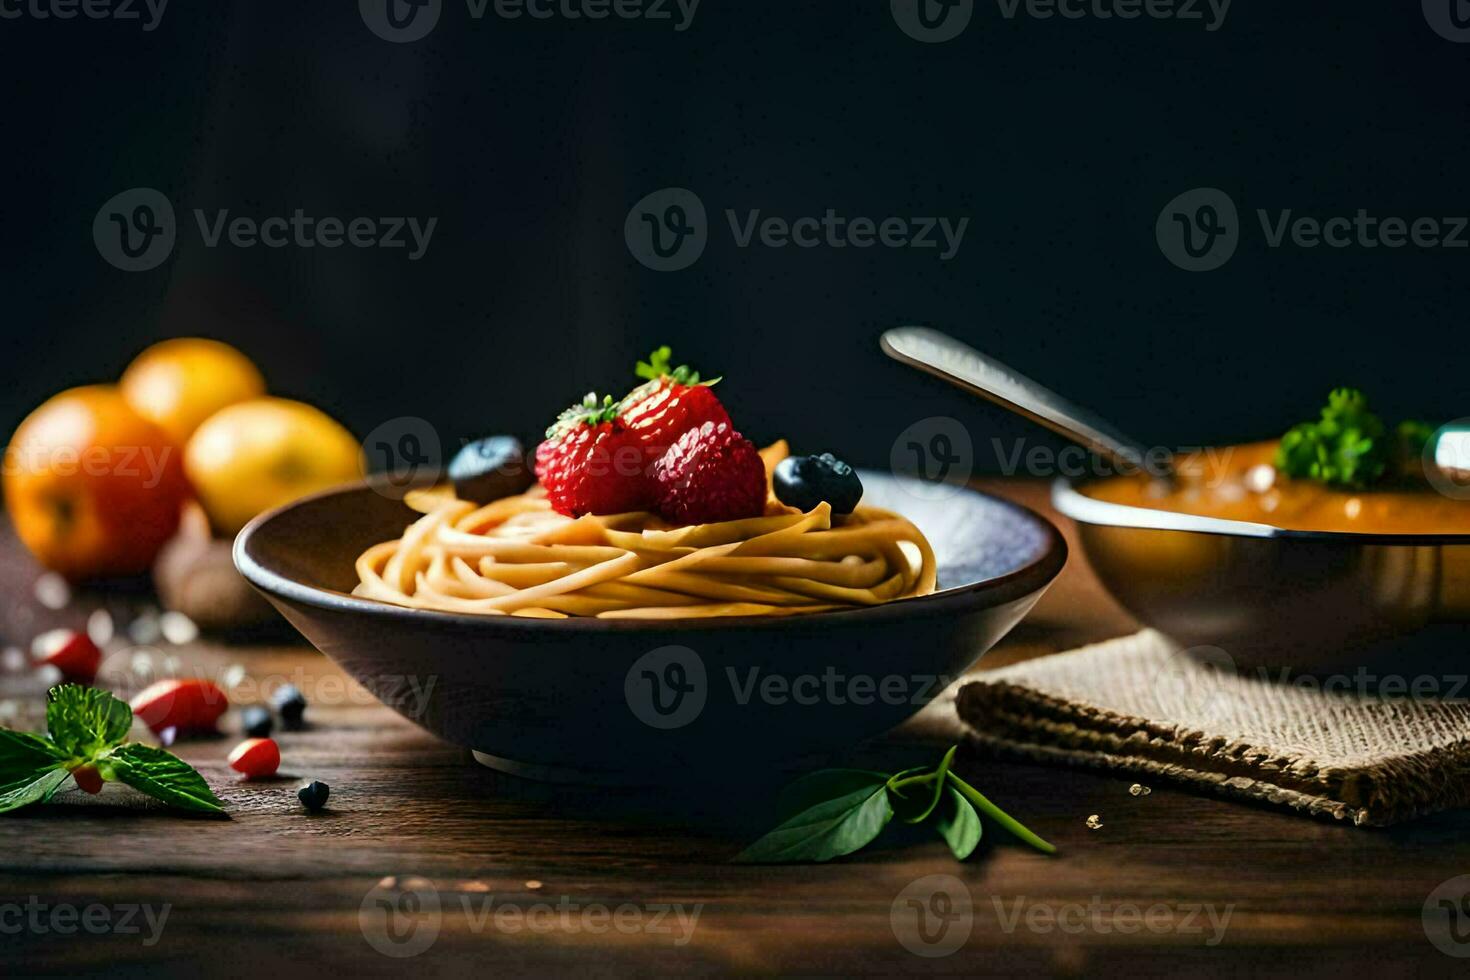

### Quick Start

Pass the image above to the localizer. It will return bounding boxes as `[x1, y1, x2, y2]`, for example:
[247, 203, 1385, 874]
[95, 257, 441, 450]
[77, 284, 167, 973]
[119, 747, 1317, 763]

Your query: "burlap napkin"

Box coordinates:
[912, 630, 1470, 826]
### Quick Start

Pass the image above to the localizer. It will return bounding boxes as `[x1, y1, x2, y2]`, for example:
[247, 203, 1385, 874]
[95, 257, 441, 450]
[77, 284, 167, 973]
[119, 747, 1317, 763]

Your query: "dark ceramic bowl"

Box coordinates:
[235, 472, 1065, 780]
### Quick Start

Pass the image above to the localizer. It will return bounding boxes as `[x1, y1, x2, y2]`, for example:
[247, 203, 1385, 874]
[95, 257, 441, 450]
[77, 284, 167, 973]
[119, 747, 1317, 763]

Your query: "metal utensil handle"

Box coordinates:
[880, 326, 1160, 474]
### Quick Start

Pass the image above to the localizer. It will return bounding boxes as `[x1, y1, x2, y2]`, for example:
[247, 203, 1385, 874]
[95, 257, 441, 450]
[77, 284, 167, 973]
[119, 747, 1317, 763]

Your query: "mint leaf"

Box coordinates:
[46, 685, 132, 760]
[104, 743, 225, 815]
[734, 775, 892, 864]
[0, 728, 65, 770]
[934, 786, 982, 860]
[0, 729, 68, 813]
[0, 768, 70, 814]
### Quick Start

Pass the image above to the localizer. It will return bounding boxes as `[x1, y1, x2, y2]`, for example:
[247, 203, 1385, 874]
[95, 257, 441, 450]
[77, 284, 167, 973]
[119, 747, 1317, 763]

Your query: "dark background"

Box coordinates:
[2, 1, 1466, 476]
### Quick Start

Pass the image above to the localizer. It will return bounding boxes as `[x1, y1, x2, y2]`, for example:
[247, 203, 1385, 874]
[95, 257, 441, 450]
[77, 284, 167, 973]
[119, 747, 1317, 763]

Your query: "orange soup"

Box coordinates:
[1083, 441, 1470, 535]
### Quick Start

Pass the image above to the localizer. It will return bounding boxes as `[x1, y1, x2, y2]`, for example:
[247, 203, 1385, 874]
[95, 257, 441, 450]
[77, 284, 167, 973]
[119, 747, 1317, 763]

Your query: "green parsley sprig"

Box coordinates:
[733, 746, 1054, 864]
[0, 685, 225, 816]
[1275, 387, 1435, 489]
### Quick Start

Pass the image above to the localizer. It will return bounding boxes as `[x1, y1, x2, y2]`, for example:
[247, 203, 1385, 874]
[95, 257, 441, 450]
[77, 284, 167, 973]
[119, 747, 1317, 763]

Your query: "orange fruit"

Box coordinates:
[184, 397, 362, 535]
[120, 338, 266, 446]
[3, 386, 190, 580]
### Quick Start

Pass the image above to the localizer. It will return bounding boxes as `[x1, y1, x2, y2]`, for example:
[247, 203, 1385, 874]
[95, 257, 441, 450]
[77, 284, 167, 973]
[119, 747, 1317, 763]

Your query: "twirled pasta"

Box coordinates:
[353, 444, 937, 619]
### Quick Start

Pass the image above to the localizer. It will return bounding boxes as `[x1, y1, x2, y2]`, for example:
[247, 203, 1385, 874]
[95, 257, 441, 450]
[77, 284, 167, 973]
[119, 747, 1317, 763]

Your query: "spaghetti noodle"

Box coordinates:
[353, 444, 938, 619]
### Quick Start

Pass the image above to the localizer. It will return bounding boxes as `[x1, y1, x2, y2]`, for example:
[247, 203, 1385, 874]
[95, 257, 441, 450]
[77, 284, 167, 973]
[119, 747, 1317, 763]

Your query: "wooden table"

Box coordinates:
[3, 482, 1468, 978]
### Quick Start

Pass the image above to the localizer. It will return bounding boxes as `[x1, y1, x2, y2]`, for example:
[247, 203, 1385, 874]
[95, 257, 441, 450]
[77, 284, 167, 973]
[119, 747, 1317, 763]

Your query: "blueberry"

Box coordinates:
[773, 453, 864, 514]
[241, 705, 273, 739]
[298, 780, 330, 812]
[272, 684, 308, 730]
[448, 436, 533, 504]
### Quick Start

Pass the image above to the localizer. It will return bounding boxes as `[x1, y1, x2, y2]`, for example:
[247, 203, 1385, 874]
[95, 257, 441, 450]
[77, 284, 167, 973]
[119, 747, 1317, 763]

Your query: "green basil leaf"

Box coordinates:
[774, 768, 892, 823]
[0, 768, 70, 814]
[104, 743, 226, 815]
[46, 685, 132, 760]
[735, 776, 892, 864]
[934, 786, 982, 860]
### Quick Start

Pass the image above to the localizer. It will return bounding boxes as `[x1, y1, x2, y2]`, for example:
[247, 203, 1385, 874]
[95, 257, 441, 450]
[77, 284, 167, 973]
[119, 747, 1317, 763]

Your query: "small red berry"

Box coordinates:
[227, 737, 281, 779]
[652, 422, 769, 525]
[619, 347, 732, 481]
[534, 393, 649, 516]
[130, 678, 230, 736]
[35, 630, 101, 684]
[71, 765, 104, 795]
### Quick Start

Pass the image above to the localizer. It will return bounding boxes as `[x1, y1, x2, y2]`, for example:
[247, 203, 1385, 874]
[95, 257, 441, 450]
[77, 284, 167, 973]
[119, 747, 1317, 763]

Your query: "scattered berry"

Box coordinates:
[534, 394, 648, 516]
[298, 780, 330, 811]
[34, 630, 101, 684]
[772, 453, 864, 514]
[228, 738, 281, 779]
[652, 422, 768, 525]
[71, 765, 104, 795]
[272, 684, 308, 729]
[130, 678, 229, 736]
[449, 435, 534, 504]
[241, 705, 273, 739]
[619, 347, 731, 480]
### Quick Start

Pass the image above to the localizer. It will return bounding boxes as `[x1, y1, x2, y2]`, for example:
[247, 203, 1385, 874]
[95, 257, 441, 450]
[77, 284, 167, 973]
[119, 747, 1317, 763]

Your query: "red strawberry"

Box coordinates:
[534, 393, 649, 516]
[620, 347, 731, 474]
[652, 422, 768, 525]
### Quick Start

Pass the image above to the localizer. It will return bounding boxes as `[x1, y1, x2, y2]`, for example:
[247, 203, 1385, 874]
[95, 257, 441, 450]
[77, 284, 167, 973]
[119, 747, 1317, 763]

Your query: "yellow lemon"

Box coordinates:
[121, 338, 266, 446]
[185, 397, 362, 535]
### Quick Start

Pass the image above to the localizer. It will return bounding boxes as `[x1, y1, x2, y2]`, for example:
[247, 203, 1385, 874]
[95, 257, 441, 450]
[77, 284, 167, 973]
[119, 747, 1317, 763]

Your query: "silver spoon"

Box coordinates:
[879, 326, 1170, 479]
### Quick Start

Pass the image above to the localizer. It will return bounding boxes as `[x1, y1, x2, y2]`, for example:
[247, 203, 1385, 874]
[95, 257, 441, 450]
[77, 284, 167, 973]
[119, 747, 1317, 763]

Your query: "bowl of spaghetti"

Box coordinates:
[233, 348, 1063, 778]
[235, 466, 1064, 780]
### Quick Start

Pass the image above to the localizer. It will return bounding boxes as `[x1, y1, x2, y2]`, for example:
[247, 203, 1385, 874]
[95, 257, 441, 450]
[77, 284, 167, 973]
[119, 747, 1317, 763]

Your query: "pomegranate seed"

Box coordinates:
[130, 679, 229, 736]
[227, 738, 280, 779]
[72, 766, 104, 795]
